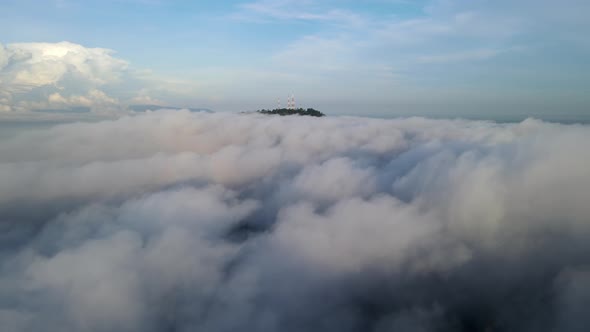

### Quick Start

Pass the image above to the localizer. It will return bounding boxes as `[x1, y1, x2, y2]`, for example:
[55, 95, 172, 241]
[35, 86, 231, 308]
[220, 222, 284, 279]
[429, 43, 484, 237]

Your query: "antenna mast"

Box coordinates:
[287, 93, 296, 109]
[278, 93, 296, 109]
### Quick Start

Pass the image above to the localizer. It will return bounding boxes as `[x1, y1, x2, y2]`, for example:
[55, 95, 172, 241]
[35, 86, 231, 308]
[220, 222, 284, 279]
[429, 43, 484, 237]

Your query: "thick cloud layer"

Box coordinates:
[1, 111, 589, 332]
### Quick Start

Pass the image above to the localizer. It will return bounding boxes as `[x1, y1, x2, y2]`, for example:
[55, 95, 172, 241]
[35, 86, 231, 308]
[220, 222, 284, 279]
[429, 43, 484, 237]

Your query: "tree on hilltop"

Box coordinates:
[256, 108, 325, 117]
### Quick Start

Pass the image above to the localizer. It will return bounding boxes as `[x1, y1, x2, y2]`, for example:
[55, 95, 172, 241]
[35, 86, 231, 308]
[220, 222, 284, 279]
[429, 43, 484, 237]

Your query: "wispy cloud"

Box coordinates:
[233, 0, 364, 26]
[416, 48, 516, 64]
[257, 0, 534, 87]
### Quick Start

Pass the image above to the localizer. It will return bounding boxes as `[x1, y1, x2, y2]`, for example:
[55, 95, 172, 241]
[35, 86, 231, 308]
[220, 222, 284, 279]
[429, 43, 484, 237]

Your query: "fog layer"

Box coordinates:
[1, 111, 589, 332]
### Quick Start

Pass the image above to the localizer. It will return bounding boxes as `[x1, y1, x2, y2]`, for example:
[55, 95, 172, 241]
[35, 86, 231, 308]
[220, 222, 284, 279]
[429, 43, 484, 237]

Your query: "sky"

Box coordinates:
[1, 0, 590, 118]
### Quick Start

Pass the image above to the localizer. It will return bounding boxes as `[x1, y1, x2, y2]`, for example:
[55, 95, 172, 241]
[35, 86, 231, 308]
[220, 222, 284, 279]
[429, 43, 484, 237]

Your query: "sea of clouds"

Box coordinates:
[1, 110, 589, 332]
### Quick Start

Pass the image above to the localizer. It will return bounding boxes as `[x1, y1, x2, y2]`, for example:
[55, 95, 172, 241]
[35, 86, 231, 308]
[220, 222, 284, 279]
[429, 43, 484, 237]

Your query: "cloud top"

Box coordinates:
[1, 111, 590, 331]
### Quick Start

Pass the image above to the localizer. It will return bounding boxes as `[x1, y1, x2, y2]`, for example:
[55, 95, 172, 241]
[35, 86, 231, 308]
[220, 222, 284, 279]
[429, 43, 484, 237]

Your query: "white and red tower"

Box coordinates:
[286, 93, 296, 109]
[278, 94, 297, 109]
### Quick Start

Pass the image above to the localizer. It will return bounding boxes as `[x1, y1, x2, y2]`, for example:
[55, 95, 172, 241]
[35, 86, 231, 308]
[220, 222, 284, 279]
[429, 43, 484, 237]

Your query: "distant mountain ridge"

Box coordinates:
[130, 104, 213, 113]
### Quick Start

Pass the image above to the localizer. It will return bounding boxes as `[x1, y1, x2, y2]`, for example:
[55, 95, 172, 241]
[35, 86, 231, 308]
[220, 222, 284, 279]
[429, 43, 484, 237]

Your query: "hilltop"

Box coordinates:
[256, 108, 325, 117]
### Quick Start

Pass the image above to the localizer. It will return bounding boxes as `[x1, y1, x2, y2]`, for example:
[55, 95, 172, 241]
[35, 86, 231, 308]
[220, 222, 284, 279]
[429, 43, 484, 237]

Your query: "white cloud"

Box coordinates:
[0, 41, 172, 115]
[291, 157, 376, 203]
[47, 89, 119, 108]
[0, 43, 8, 70]
[3, 41, 127, 89]
[1, 111, 590, 330]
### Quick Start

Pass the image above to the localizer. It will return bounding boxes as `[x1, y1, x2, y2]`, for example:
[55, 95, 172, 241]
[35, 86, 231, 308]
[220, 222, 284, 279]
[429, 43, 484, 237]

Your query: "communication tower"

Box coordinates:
[277, 94, 297, 109]
[287, 93, 296, 109]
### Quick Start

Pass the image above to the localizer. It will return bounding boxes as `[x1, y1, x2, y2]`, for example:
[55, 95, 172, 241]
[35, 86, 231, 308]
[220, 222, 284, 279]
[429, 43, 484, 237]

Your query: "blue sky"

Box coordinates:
[1, 0, 589, 117]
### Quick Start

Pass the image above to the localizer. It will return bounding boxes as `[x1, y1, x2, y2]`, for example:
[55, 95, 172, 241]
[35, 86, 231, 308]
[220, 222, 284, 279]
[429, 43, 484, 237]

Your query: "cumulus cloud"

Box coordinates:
[1, 111, 590, 331]
[0, 41, 171, 116]
[0, 42, 123, 112]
